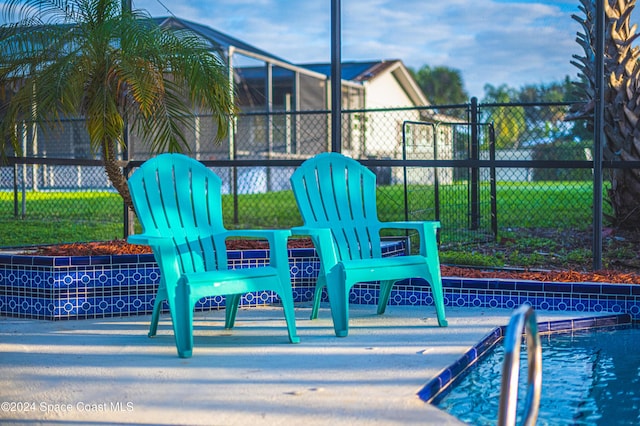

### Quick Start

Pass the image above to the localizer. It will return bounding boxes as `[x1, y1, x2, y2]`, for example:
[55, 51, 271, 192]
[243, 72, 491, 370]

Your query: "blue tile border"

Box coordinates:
[2, 244, 640, 322]
[417, 312, 632, 404]
[0, 242, 407, 320]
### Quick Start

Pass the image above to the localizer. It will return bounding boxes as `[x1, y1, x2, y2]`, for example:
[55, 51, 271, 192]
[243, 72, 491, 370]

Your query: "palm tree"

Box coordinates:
[569, 0, 640, 229]
[0, 0, 235, 209]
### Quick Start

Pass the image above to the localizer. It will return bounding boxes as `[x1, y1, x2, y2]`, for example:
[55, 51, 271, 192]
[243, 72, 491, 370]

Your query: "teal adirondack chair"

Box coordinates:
[290, 152, 447, 337]
[127, 153, 299, 358]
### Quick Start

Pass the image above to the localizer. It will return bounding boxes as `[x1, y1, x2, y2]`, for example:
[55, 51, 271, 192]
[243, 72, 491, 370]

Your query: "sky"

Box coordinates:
[4, 0, 616, 98]
[130, 0, 590, 98]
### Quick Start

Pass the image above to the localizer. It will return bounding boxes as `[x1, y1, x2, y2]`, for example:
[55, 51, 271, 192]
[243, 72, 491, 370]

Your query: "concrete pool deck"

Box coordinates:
[0, 304, 614, 425]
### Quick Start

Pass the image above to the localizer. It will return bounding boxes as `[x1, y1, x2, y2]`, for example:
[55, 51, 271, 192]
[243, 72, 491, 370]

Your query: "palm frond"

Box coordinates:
[1, 0, 235, 205]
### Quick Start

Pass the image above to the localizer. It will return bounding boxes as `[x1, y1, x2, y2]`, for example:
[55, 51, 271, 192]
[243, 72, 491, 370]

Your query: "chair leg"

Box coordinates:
[148, 284, 168, 337]
[310, 275, 327, 320]
[431, 279, 448, 327]
[325, 274, 349, 337]
[427, 263, 448, 327]
[377, 280, 395, 315]
[224, 294, 242, 329]
[277, 287, 300, 344]
[172, 279, 194, 358]
[424, 238, 448, 327]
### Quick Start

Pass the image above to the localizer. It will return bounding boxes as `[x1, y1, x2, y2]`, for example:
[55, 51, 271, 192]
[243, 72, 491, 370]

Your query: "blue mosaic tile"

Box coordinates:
[403, 278, 427, 288]
[3, 241, 640, 322]
[605, 284, 632, 295]
[542, 283, 570, 293]
[292, 248, 316, 257]
[419, 327, 502, 403]
[108, 254, 141, 265]
[30, 256, 54, 266]
[489, 280, 515, 290]
[69, 256, 92, 266]
[572, 283, 602, 294]
[441, 278, 462, 289]
[88, 255, 116, 266]
[416, 378, 444, 404]
[512, 281, 542, 292]
[421, 313, 630, 404]
[457, 279, 489, 290]
[595, 315, 624, 327]
[10, 255, 37, 266]
[547, 319, 574, 332]
[52, 257, 72, 267]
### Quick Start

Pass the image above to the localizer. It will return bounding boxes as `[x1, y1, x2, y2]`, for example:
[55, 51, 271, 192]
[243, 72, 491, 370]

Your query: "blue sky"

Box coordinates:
[131, 0, 594, 98]
[6, 0, 620, 98]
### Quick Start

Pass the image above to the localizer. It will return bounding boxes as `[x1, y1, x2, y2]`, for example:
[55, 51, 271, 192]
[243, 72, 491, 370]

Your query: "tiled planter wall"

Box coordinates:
[2, 244, 640, 321]
[439, 277, 640, 318]
[0, 246, 326, 320]
[0, 243, 405, 320]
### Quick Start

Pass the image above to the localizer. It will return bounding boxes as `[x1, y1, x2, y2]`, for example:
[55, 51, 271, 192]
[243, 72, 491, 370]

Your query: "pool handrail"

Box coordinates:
[498, 304, 542, 426]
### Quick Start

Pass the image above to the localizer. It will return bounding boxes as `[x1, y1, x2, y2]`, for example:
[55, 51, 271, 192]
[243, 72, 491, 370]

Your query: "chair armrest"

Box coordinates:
[127, 233, 173, 247]
[291, 226, 339, 268]
[223, 229, 291, 242]
[379, 221, 441, 257]
[380, 220, 440, 232]
[222, 229, 291, 270]
[127, 233, 182, 289]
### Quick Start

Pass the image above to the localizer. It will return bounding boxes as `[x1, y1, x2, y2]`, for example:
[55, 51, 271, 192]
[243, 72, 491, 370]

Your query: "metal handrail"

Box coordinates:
[498, 305, 542, 426]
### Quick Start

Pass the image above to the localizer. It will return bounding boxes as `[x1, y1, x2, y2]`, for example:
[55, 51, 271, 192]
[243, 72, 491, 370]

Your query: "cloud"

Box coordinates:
[134, 1, 586, 97]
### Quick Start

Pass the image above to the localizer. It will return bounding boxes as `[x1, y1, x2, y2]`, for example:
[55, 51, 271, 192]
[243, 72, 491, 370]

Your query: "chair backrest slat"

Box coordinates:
[128, 154, 227, 274]
[291, 152, 382, 260]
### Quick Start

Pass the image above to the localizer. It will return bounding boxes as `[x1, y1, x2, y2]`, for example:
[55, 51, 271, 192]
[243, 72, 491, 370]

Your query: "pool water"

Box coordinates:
[434, 326, 640, 425]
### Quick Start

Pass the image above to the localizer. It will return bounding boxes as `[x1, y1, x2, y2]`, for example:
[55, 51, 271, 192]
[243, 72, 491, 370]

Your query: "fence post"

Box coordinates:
[330, 0, 342, 153]
[592, 0, 604, 271]
[489, 124, 498, 238]
[122, 114, 134, 238]
[123, 162, 135, 238]
[470, 97, 480, 230]
[13, 163, 19, 218]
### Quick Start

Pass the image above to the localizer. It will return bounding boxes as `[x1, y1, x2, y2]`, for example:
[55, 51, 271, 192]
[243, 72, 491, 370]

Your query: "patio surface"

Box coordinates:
[0, 304, 606, 425]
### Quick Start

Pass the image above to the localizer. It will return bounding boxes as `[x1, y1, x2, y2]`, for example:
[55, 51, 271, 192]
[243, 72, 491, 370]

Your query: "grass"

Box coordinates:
[0, 191, 124, 247]
[0, 181, 618, 271]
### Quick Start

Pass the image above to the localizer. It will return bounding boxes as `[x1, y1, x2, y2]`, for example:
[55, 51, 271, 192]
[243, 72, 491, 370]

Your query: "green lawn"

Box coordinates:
[0, 181, 608, 267]
[0, 181, 604, 249]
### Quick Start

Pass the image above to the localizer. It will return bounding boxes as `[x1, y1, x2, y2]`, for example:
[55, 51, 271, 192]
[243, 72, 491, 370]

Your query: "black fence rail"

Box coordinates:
[1, 100, 636, 272]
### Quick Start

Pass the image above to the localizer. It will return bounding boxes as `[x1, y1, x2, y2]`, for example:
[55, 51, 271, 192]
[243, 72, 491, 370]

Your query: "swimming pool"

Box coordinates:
[434, 326, 640, 425]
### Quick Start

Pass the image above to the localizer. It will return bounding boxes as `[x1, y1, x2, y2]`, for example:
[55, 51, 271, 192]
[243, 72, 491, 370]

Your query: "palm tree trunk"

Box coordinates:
[608, 168, 640, 228]
[602, 0, 640, 229]
[570, 0, 640, 230]
[101, 139, 133, 210]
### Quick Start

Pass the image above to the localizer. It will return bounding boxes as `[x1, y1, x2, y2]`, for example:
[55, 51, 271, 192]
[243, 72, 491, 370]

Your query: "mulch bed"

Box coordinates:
[441, 265, 640, 284]
[26, 239, 640, 285]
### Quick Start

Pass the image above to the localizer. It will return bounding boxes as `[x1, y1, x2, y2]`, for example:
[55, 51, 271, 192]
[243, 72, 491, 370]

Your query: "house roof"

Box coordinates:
[301, 60, 400, 82]
[302, 60, 429, 106]
[153, 16, 291, 64]
[153, 17, 429, 106]
[308, 60, 428, 106]
[153, 17, 397, 84]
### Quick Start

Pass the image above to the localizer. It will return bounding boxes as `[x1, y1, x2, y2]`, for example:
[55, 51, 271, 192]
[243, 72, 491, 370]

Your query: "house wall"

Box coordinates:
[392, 122, 454, 185]
[344, 74, 420, 159]
[365, 72, 414, 108]
[344, 73, 454, 186]
[480, 149, 534, 182]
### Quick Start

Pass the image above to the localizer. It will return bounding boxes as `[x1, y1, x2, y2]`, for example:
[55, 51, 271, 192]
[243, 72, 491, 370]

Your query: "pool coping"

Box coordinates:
[417, 312, 633, 403]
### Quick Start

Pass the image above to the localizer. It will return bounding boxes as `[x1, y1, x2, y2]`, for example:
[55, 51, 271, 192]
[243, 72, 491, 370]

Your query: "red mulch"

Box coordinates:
[441, 265, 640, 284]
[27, 238, 314, 256]
[26, 239, 640, 284]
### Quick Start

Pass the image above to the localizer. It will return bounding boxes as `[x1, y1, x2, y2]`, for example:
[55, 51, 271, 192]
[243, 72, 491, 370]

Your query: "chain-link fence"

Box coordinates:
[1, 101, 627, 272]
